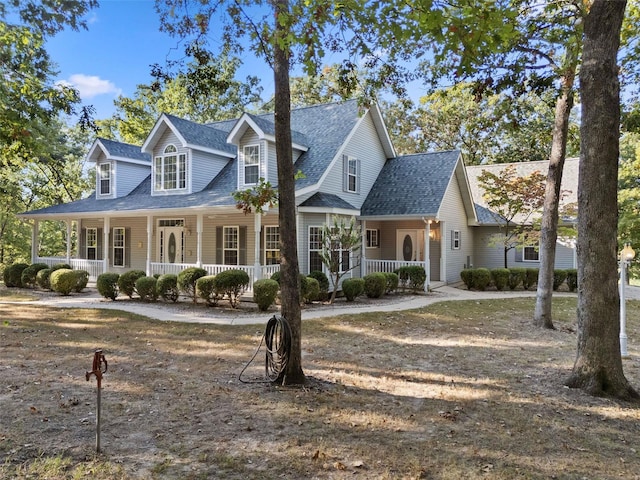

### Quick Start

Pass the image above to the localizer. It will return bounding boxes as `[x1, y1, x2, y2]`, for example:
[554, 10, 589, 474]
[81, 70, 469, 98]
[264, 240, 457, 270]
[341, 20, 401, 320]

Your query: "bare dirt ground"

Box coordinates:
[1, 286, 640, 479]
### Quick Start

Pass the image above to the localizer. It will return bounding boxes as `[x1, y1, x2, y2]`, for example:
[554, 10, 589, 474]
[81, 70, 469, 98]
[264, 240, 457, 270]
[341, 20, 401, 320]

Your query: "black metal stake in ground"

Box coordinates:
[85, 349, 108, 453]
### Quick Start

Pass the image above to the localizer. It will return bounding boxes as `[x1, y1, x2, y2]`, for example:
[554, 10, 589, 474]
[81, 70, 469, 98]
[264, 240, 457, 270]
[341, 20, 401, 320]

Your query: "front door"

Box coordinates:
[158, 227, 184, 263]
[396, 230, 424, 262]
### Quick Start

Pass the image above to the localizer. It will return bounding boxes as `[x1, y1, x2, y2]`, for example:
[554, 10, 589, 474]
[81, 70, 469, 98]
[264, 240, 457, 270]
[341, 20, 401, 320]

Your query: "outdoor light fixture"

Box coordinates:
[619, 243, 636, 357]
[138, 241, 143, 249]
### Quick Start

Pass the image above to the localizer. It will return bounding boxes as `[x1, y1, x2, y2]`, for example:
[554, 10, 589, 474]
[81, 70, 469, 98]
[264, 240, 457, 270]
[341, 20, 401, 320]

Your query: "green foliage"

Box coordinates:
[157, 274, 179, 302]
[491, 268, 510, 291]
[342, 278, 365, 302]
[384, 272, 399, 294]
[233, 178, 278, 215]
[21, 263, 48, 288]
[212, 269, 250, 308]
[508, 268, 525, 290]
[523, 268, 539, 291]
[319, 216, 362, 303]
[460, 269, 473, 290]
[305, 277, 320, 303]
[117, 270, 146, 299]
[36, 268, 52, 290]
[308, 270, 329, 300]
[177, 267, 207, 303]
[253, 278, 279, 311]
[566, 269, 578, 292]
[472, 268, 492, 291]
[136, 276, 158, 302]
[364, 273, 386, 299]
[553, 270, 568, 291]
[50, 269, 76, 296]
[396, 266, 427, 292]
[73, 270, 89, 293]
[97, 273, 120, 301]
[3, 263, 29, 287]
[51, 263, 71, 271]
[196, 275, 220, 306]
[270, 271, 281, 284]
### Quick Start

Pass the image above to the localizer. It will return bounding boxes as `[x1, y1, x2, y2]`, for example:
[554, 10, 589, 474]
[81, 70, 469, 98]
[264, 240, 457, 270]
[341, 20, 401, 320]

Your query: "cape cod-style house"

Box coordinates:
[20, 100, 578, 289]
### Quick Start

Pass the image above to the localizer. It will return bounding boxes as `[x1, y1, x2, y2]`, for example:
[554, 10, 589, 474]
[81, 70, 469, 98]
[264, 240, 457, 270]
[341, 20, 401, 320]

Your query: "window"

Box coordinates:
[366, 229, 379, 248]
[264, 226, 280, 265]
[329, 228, 350, 273]
[452, 230, 461, 250]
[523, 245, 540, 262]
[308, 226, 324, 273]
[154, 145, 187, 191]
[343, 155, 359, 193]
[243, 145, 260, 185]
[86, 228, 97, 260]
[98, 163, 111, 195]
[113, 227, 125, 267]
[223, 226, 239, 265]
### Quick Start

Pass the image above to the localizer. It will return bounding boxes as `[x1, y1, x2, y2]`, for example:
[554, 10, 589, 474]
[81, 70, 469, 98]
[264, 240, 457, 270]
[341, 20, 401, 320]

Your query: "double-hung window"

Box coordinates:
[155, 145, 187, 191]
[343, 155, 360, 193]
[113, 227, 125, 267]
[86, 228, 97, 260]
[264, 226, 280, 265]
[523, 244, 540, 262]
[243, 145, 260, 185]
[308, 227, 324, 273]
[223, 226, 239, 265]
[452, 230, 461, 250]
[329, 228, 350, 273]
[98, 163, 111, 195]
[366, 229, 379, 248]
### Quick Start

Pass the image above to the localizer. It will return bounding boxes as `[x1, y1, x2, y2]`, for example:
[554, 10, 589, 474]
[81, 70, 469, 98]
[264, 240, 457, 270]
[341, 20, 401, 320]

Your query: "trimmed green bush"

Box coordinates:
[364, 272, 386, 299]
[553, 270, 568, 291]
[472, 268, 491, 291]
[384, 272, 399, 294]
[396, 266, 427, 292]
[213, 269, 250, 308]
[508, 268, 525, 290]
[270, 271, 281, 284]
[566, 269, 578, 292]
[36, 268, 53, 290]
[196, 275, 220, 306]
[97, 273, 120, 300]
[305, 277, 320, 303]
[523, 268, 539, 290]
[491, 268, 510, 291]
[178, 267, 208, 303]
[308, 270, 329, 300]
[460, 269, 473, 289]
[136, 276, 158, 302]
[118, 270, 146, 299]
[3, 263, 29, 287]
[50, 269, 76, 295]
[157, 274, 179, 302]
[253, 278, 279, 311]
[73, 270, 89, 293]
[51, 263, 71, 271]
[342, 278, 365, 301]
[21, 263, 49, 288]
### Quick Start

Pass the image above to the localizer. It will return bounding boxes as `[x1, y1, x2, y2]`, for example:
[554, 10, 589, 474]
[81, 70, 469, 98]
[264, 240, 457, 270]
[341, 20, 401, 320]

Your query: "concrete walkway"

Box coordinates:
[5, 284, 639, 326]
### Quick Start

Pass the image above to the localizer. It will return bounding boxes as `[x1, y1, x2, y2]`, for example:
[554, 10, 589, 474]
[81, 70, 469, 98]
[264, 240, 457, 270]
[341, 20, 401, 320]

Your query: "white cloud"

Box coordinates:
[58, 74, 122, 100]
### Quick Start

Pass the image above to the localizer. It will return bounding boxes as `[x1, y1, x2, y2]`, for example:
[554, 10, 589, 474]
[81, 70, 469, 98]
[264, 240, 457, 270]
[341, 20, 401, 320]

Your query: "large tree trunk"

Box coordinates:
[565, 0, 637, 400]
[533, 71, 575, 330]
[271, 0, 305, 386]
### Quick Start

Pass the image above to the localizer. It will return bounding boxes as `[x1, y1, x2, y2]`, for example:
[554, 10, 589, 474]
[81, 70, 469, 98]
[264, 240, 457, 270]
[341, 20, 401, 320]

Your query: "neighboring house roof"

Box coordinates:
[87, 138, 151, 164]
[466, 158, 579, 226]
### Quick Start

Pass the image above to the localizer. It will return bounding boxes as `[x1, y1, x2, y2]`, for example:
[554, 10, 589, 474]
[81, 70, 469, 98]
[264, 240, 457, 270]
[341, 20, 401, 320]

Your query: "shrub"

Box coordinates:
[21, 263, 49, 288]
[3, 263, 29, 287]
[523, 268, 539, 290]
[97, 273, 120, 300]
[36, 268, 53, 290]
[51, 263, 71, 271]
[253, 278, 279, 311]
[117, 270, 146, 299]
[196, 275, 220, 306]
[136, 276, 158, 302]
[364, 272, 386, 299]
[342, 278, 365, 301]
[384, 272, 399, 294]
[308, 270, 329, 300]
[157, 274, 179, 302]
[472, 268, 491, 291]
[508, 268, 525, 290]
[213, 269, 250, 308]
[566, 269, 578, 292]
[73, 270, 89, 293]
[305, 277, 320, 303]
[178, 267, 207, 303]
[553, 270, 568, 291]
[270, 271, 281, 284]
[460, 269, 473, 289]
[50, 269, 76, 295]
[396, 266, 427, 292]
[491, 268, 510, 291]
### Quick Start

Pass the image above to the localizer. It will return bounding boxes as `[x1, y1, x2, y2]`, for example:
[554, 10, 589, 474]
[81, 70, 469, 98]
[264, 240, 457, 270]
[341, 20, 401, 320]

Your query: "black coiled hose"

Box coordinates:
[239, 315, 292, 384]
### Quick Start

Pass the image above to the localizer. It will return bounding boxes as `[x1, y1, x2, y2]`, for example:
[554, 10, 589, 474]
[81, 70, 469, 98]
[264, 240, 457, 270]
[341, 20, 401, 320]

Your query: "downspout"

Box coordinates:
[196, 213, 203, 268]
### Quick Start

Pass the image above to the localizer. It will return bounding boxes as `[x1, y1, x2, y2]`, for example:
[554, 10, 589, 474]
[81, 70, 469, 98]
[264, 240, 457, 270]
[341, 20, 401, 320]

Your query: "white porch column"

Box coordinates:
[196, 214, 203, 267]
[76, 219, 81, 257]
[361, 220, 367, 277]
[440, 220, 447, 284]
[146, 215, 153, 276]
[31, 220, 39, 262]
[103, 217, 110, 274]
[66, 220, 72, 265]
[424, 221, 431, 292]
[253, 212, 262, 281]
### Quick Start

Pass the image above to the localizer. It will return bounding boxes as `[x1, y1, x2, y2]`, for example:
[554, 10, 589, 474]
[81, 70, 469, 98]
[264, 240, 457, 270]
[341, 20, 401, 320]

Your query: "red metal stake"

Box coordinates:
[86, 349, 107, 453]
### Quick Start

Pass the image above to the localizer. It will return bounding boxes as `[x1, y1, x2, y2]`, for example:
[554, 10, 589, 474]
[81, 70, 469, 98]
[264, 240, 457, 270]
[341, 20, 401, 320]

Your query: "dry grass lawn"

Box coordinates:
[1, 290, 640, 479]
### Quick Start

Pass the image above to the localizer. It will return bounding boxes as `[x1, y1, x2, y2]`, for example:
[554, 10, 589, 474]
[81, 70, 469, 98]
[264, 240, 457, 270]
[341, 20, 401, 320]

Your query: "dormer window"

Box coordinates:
[98, 163, 111, 195]
[243, 145, 260, 185]
[155, 144, 187, 192]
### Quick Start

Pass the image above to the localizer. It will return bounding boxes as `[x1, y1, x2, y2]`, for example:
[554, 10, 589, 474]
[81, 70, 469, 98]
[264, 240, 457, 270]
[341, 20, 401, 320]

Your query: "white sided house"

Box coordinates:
[21, 100, 578, 289]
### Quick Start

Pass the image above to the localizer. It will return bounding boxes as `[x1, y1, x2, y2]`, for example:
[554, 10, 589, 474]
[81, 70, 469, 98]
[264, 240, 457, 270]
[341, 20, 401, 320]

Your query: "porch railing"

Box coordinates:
[363, 259, 425, 275]
[35, 256, 104, 280]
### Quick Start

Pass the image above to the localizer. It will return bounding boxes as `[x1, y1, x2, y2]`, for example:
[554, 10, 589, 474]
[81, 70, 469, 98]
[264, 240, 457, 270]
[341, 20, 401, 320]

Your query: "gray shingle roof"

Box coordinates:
[361, 150, 461, 217]
[164, 113, 236, 155]
[244, 113, 309, 147]
[98, 138, 150, 162]
[299, 192, 357, 210]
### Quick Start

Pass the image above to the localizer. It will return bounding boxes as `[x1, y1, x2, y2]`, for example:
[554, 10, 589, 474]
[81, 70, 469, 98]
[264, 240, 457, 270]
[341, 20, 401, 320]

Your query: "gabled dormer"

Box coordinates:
[226, 113, 308, 189]
[86, 138, 151, 200]
[141, 113, 236, 196]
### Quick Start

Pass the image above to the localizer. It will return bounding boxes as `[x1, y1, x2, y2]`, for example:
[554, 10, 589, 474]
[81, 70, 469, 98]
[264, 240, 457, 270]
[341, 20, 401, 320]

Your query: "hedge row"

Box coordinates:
[2, 262, 88, 295]
[460, 267, 577, 292]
